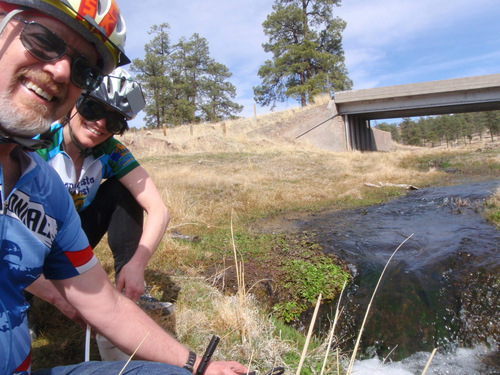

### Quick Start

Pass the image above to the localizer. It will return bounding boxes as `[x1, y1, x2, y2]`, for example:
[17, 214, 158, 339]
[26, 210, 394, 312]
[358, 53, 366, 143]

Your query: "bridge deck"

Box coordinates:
[334, 74, 500, 119]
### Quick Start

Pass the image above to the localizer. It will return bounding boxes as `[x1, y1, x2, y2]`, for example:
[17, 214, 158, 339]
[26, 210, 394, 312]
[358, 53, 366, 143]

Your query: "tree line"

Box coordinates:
[131, 0, 352, 128]
[131, 24, 243, 127]
[374, 111, 500, 147]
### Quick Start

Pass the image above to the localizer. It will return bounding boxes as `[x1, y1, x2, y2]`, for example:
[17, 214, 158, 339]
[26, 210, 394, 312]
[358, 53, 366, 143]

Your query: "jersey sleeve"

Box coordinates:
[43, 206, 98, 280]
[100, 137, 140, 179]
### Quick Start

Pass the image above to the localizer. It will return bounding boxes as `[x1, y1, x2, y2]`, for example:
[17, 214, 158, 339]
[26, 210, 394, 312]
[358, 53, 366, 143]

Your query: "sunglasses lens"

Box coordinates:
[21, 22, 66, 61]
[105, 113, 127, 135]
[21, 22, 103, 91]
[70, 57, 103, 91]
[77, 99, 107, 122]
[77, 98, 127, 134]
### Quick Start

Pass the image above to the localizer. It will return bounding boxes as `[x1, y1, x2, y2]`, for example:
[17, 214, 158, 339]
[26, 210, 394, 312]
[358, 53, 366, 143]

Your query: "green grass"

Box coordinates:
[272, 318, 330, 375]
[189, 228, 351, 324]
[400, 149, 500, 177]
[485, 203, 500, 228]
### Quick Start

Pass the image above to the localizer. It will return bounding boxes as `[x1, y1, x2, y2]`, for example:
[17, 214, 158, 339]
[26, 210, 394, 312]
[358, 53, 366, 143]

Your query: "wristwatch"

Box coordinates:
[183, 350, 197, 373]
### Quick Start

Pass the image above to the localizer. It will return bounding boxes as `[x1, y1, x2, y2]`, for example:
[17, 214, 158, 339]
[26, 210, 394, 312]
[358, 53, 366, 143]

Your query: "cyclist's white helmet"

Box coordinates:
[89, 67, 146, 120]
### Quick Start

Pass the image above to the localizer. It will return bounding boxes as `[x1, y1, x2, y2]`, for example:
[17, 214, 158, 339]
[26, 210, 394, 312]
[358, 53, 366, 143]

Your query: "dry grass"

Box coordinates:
[31, 104, 500, 373]
[173, 277, 294, 371]
[119, 125, 446, 232]
[114, 118, 498, 373]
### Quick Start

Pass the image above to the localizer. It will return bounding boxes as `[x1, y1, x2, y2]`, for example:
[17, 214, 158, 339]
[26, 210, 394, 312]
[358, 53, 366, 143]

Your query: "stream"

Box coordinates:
[270, 180, 500, 374]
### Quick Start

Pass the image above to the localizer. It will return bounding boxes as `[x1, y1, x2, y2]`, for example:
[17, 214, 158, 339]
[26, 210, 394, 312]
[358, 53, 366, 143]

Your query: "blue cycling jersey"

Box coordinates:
[0, 147, 95, 374]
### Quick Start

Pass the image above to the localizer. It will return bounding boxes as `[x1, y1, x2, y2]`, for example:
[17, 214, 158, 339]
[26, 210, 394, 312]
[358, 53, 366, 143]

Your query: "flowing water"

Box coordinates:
[264, 180, 500, 374]
[350, 344, 497, 374]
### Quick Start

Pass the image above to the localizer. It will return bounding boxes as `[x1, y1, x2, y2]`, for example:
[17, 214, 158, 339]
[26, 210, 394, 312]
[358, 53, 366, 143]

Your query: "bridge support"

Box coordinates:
[345, 115, 375, 151]
[334, 74, 500, 152]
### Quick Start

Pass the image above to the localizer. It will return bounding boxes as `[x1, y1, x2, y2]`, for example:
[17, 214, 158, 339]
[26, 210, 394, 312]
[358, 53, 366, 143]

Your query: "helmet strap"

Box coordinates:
[0, 127, 55, 151]
[0, 8, 25, 35]
[67, 122, 93, 158]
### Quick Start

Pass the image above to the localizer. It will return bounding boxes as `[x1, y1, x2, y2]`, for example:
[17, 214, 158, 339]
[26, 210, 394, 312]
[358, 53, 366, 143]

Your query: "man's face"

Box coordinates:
[0, 11, 99, 137]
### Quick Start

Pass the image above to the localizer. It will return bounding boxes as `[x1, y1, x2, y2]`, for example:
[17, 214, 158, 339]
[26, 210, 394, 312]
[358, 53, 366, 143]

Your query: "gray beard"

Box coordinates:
[0, 93, 52, 138]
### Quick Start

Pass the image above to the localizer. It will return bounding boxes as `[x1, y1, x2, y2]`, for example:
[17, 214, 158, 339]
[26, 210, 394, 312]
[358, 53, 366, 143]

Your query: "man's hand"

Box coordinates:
[204, 361, 249, 375]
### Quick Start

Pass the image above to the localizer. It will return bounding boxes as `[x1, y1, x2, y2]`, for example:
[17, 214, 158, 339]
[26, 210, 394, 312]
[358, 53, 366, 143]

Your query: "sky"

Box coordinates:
[118, 0, 500, 128]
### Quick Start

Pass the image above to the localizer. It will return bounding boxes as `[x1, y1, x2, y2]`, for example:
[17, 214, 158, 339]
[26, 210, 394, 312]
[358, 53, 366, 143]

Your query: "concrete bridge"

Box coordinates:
[294, 73, 500, 151]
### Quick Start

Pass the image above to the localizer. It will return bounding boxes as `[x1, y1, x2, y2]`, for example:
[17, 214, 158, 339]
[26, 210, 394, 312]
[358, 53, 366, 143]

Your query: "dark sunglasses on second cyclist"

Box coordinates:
[15, 17, 104, 91]
[76, 96, 128, 135]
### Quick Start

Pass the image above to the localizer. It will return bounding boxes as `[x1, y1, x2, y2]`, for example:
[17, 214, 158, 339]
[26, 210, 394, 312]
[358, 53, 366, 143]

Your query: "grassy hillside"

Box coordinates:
[31, 106, 500, 373]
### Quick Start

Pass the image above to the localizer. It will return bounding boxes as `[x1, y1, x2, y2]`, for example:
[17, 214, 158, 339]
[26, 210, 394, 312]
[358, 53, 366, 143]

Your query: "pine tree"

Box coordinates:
[131, 24, 172, 128]
[254, 0, 352, 109]
[200, 62, 243, 122]
[132, 26, 242, 127]
[483, 110, 500, 141]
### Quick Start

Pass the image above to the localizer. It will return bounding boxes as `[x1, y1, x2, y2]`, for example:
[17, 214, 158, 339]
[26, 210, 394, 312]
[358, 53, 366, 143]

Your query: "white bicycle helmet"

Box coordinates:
[88, 67, 146, 120]
[0, 0, 129, 73]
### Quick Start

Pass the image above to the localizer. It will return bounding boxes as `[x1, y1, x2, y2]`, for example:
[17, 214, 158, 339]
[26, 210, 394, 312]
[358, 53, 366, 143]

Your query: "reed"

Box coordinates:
[296, 293, 322, 375]
[421, 348, 438, 375]
[346, 234, 414, 374]
[320, 281, 347, 375]
[118, 332, 150, 375]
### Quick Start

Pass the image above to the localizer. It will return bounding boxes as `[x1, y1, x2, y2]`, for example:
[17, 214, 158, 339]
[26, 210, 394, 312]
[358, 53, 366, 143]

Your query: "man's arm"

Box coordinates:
[52, 263, 248, 375]
[25, 275, 86, 328]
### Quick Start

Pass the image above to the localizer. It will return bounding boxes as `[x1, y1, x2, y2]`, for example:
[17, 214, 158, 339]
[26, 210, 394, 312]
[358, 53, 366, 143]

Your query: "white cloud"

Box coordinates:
[336, 0, 500, 89]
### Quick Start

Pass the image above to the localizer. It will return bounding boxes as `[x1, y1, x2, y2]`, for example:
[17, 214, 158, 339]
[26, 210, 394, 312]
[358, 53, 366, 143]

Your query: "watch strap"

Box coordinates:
[183, 350, 197, 373]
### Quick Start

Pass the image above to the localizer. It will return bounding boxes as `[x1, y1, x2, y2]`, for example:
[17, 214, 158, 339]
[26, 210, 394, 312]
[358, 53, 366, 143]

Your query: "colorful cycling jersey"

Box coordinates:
[0, 147, 96, 374]
[36, 124, 139, 212]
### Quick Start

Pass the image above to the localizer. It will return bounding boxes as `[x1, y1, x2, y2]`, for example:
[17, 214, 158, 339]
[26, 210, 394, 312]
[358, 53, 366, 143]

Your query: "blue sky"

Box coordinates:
[118, 0, 500, 127]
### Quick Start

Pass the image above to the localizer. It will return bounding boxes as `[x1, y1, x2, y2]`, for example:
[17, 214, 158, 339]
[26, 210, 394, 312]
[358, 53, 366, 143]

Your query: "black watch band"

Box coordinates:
[183, 350, 197, 373]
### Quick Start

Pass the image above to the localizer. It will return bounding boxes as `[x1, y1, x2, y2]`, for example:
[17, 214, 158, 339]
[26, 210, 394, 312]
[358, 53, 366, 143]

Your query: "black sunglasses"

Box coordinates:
[76, 97, 128, 135]
[16, 17, 103, 91]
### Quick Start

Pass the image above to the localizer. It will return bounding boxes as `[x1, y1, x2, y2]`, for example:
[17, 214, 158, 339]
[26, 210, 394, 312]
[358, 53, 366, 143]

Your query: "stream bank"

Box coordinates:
[241, 179, 499, 373]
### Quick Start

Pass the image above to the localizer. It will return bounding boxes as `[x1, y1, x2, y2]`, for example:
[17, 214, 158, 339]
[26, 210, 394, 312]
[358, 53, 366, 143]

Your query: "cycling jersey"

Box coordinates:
[36, 124, 139, 212]
[0, 147, 95, 374]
